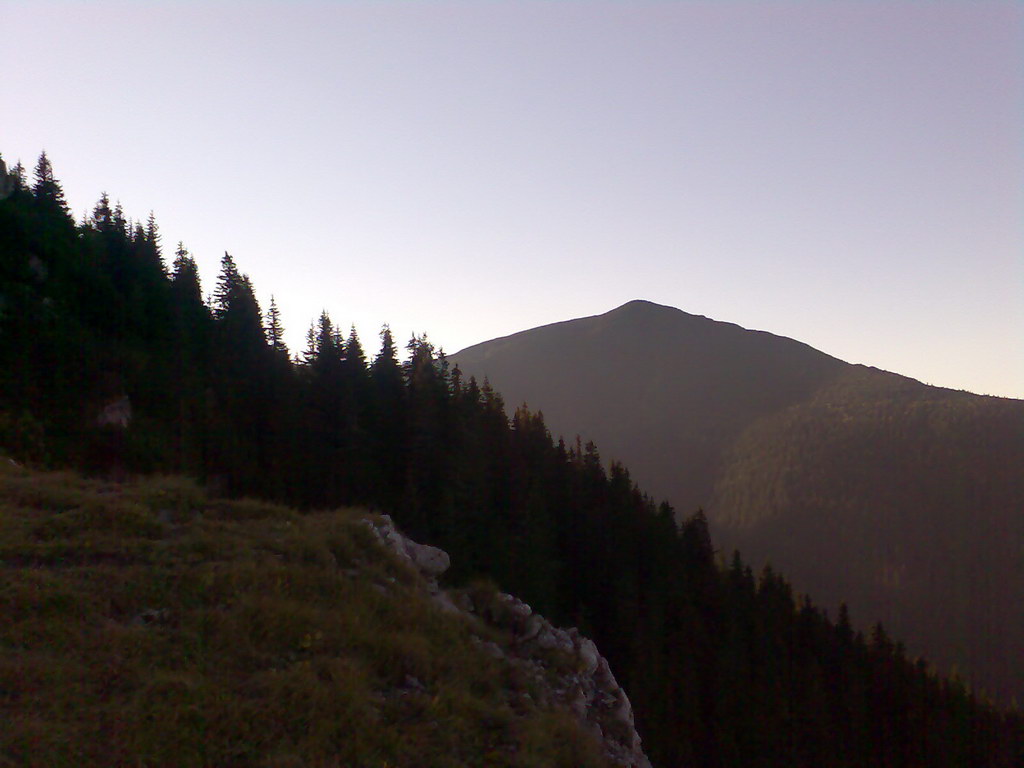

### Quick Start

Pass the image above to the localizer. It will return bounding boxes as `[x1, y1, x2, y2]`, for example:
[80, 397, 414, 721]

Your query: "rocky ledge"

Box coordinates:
[362, 514, 653, 768]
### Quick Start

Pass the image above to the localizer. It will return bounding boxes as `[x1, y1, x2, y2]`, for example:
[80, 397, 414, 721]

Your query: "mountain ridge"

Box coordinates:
[450, 298, 1024, 703]
[459, 299, 848, 372]
[459, 298, 994, 402]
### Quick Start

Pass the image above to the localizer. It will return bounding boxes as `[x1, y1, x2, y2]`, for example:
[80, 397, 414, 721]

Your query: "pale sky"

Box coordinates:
[3, 1, 1021, 398]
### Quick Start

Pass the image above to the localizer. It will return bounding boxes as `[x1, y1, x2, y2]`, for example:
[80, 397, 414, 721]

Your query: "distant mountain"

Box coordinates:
[451, 299, 1024, 702]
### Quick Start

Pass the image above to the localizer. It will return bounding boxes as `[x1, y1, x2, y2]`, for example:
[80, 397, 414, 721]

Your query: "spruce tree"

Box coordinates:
[90, 193, 114, 232]
[344, 325, 366, 371]
[145, 212, 161, 257]
[10, 159, 27, 192]
[372, 326, 401, 381]
[211, 254, 266, 363]
[305, 310, 340, 368]
[32, 151, 69, 214]
[112, 201, 127, 238]
[170, 244, 203, 309]
[369, 325, 407, 510]
[265, 296, 288, 356]
[213, 252, 241, 319]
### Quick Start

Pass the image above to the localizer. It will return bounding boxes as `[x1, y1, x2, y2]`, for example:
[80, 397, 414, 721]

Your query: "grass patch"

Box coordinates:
[0, 463, 613, 767]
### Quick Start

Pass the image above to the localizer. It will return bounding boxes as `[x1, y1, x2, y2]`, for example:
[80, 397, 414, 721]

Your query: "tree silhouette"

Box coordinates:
[32, 151, 69, 215]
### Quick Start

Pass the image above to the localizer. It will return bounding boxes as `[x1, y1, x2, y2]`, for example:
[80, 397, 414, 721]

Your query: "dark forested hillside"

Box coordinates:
[1, 154, 1021, 766]
[452, 299, 1024, 705]
[457, 299, 849, 513]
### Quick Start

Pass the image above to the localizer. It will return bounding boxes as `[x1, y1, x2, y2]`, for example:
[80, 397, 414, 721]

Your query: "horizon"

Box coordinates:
[3, 1, 1020, 398]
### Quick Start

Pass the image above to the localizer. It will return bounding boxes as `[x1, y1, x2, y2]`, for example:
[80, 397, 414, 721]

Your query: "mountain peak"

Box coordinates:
[607, 299, 686, 316]
[615, 299, 664, 309]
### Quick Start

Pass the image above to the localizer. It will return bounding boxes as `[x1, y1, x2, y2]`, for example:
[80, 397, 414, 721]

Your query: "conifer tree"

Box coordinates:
[170, 244, 203, 309]
[213, 252, 241, 319]
[165, 243, 211, 471]
[681, 508, 714, 568]
[297, 310, 354, 502]
[10, 160, 26, 191]
[265, 296, 288, 356]
[403, 333, 454, 536]
[342, 326, 370, 419]
[207, 254, 272, 494]
[112, 201, 127, 238]
[131, 218, 165, 279]
[32, 151, 69, 214]
[145, 212, 161, 259]
[90, 193, 114, 232]
[305, 310, 340, 368]
[142, 210, 163, 274]
[368, 325, 407, 509]
[371, 326, 401, 385]
[339, 325, 374, 500]
[210, 253, 266, 365]
[344, 325, 366, 371]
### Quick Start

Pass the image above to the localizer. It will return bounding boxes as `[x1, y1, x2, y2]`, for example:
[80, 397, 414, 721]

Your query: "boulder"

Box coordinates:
[405, 540, 449, 578]
[360, 515, 450, 581]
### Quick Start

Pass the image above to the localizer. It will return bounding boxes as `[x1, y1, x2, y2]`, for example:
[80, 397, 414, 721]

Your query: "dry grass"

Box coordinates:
[0, 462, 611, 768]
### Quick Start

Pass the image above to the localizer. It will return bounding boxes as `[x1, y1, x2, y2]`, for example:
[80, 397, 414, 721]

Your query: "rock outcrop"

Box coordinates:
[361, 514, 652, 768]
[97, 395, 132, 429]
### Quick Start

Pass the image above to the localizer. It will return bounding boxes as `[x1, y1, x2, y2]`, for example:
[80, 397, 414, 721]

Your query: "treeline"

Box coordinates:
[1, 153, 1021, 767]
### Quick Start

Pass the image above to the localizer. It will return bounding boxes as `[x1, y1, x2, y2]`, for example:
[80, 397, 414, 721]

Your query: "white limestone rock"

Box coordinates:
[358, 514, 652, 768]
[406, 539, 450, 577]
[360, 515, 450, 581]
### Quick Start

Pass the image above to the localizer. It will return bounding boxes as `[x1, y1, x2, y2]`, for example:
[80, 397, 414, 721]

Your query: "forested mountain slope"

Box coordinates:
[452, 299, 1024, 702]
[2, 154, 1021, 765]
[454, 299, 847, 512]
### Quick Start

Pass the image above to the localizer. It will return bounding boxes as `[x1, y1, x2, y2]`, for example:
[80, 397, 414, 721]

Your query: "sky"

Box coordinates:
[3, 1, 1021, 398]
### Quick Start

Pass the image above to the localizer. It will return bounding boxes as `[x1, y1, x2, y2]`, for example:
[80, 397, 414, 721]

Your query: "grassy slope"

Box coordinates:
[0, 461, 611, 768]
